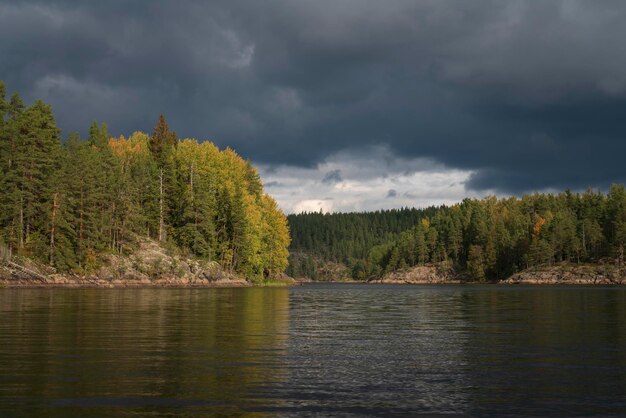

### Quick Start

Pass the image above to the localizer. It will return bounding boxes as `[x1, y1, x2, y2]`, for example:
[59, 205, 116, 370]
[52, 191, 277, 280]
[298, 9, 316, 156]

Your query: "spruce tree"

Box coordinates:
[148, 114, 178, 242]
[12, 100, 61, 258]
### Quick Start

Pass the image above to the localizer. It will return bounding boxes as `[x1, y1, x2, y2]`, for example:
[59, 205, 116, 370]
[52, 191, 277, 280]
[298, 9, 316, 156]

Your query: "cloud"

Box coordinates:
[259, 150, 484, 213]
[2, 0, 626, 196]
[293, 199, 334, 214]
[321, 169, 343, 184]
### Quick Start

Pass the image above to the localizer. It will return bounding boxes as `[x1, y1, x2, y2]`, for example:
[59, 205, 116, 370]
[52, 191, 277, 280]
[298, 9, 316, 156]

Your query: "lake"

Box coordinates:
[1, 284, 625, 417]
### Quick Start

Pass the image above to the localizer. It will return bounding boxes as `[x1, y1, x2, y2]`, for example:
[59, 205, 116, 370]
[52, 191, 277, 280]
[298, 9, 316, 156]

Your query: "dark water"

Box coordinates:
[1, 284, 625, 417]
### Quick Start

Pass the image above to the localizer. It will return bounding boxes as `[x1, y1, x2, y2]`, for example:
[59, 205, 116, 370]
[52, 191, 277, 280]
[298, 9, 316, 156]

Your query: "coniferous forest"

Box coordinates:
[288, 188, 626, 281]
[2, 79, 626, 284]
[0, 81, 290, 279]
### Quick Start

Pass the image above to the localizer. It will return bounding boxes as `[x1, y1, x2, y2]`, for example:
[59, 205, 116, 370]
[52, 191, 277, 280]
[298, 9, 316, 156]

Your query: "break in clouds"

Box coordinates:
[2, 1, 626, 212]
[259, 146, 486, 213]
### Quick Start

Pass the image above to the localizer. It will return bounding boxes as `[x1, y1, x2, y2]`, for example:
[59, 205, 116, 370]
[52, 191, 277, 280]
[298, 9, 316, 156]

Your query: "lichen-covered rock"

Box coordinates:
[375, 262, 460, 284]
[503, 263, 625, 285]
[0, 238, 251, 287]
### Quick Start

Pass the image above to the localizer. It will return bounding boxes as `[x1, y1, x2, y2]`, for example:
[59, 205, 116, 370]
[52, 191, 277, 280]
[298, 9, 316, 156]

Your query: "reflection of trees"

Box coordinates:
[461, 287, 626, 416]
[3, 286, 624, 417]
[0, 288, 289, 417]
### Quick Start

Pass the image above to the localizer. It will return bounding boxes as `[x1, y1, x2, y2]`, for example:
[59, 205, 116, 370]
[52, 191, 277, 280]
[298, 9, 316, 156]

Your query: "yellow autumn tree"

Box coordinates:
[260, 194, 290, 277]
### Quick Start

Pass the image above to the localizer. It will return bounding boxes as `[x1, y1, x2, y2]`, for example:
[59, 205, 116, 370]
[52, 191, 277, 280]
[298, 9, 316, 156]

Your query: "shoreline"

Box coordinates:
[1, 276, 624, 288]
[0, 276, 252, 288]
[2, 262, 624, 288]
[0, 237, 296, 289]
[0, 264, 297, 288]
[0, 278, 299, 288]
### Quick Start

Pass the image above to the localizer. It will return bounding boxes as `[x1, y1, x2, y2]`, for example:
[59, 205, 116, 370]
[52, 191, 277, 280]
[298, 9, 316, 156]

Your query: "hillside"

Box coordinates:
[0, 81, 290, 283]
[286, 207, 439, 278]
[287, 189, 626, 282]
[0, 237, 252, 287]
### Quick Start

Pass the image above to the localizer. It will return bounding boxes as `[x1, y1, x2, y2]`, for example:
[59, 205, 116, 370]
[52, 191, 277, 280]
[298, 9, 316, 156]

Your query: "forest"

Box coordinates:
[2, 78, 625, 284]
[0, 81, 290, 279]
[288, 188, 626, 281]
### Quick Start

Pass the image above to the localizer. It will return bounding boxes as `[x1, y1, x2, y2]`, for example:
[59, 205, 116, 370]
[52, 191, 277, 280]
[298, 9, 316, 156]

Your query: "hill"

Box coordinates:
[0, 81, 290, 284]
[287, 189, 626, 282]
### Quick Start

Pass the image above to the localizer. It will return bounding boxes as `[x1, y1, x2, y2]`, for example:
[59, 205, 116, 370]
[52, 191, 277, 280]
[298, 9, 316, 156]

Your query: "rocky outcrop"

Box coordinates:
[0, 274, 250, 288]
[372, 262, 460, 284]
[502, 263, 625, 285]
[288, 251, 352, 282]
[0, 238, 250, 288]
[315, 261, 352, 281]
[370, 262, 625, 285]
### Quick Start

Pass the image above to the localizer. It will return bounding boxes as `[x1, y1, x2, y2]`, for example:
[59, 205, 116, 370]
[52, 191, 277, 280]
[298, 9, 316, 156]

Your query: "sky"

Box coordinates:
[2, 1, 626, 213]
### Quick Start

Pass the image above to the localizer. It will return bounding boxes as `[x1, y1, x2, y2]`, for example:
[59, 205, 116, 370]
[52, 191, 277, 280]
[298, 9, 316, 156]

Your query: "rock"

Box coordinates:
[0, 237, 257, 287]
[377, 262, 460, 284]
[503, 263, 625, 285]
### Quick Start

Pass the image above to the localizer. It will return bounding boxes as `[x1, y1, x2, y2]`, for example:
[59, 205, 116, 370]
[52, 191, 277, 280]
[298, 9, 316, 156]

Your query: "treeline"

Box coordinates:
[288, 189, 626, 281]
[286, 207, 438, 278]
[0, 81, 289, 278]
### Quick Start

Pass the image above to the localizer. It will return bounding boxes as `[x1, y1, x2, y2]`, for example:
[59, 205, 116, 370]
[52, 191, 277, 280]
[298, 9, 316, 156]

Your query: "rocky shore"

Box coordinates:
[3, 245, 624, 287]
[0, 239, 259, 288]
[0, 273, 249, 288]
[371, 263, 461, 284]
[369, 262, 625, 285]
[502, 263, 625, 285]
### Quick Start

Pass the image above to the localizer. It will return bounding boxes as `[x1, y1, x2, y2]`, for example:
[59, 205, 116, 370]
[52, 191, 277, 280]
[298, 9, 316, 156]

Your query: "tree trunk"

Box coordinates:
[19, 193, 24, 248]
[49, 192, 59, 265]
[190, 162, 194, 195]
[582, 222, 586, 257]
[79, 182, 84, 244]
[159, 168, 164, 242]
[190, 163, 198, 252]
[110, 201, 116, 250]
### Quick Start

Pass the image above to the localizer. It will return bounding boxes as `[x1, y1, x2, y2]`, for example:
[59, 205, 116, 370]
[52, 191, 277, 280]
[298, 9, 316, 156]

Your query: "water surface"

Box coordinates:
[1, 284, 625, 417]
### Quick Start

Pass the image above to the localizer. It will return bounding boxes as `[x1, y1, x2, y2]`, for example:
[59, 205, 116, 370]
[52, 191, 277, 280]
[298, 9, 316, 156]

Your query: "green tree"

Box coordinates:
[13, 100, 62, 258]
[467, 245, 486, 282]
[148, 114, 178, 242]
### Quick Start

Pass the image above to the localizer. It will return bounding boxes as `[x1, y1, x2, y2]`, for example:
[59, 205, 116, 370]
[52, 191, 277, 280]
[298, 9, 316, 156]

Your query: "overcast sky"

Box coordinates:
[2, 1, 625, 213]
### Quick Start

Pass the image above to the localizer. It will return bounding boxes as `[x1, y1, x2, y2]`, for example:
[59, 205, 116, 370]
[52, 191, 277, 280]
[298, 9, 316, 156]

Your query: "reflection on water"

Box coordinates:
[0, 288, 290, 417]
[1, 285, 625, 417]
[281, 285, 472, 415]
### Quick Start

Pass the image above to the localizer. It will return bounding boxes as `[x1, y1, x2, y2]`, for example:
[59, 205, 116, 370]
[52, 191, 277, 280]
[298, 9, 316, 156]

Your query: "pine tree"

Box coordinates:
[467, 245, 485, 282]
[148, 114, 178, 242]
[78, 122, 122, 258]
[48, 141, 78, 269]
[13, 100, 61, 258]
[172, 141, 217, 258]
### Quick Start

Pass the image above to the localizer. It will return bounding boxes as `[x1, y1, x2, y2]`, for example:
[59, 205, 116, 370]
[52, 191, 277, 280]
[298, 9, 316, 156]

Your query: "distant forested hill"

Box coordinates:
[287, 189, 626, 281]
[288, 208, 443, 258]
[0, 81, 289, 279]
[286, 207, 439, 278]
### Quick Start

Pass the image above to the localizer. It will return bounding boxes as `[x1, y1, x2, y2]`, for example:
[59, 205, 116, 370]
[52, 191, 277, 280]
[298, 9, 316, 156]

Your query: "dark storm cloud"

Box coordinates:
[387, 189, 398, 198]
[2, 0, 626, 193]
[321, 169, 342, 185]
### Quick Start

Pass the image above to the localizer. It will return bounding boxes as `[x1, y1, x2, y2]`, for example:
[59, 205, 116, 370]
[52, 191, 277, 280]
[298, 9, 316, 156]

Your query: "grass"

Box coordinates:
[251, 276, 296, 287]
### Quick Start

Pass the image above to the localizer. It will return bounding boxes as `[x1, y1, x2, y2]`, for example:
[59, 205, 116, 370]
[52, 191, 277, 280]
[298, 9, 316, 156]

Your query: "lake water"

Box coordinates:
[1, 284, 625, 417]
